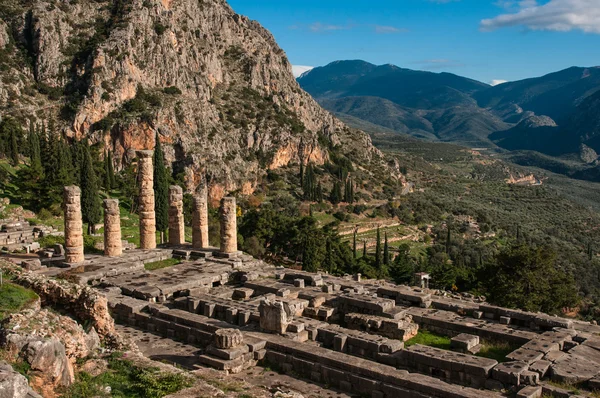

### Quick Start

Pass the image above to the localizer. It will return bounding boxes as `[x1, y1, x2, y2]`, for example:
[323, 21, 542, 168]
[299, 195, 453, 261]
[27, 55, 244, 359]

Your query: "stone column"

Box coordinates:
[192, 185, 209, 249]
[64, 186, 84, 263]
[103, 199, 122, 257]
[219, 197, 237, 253]
[168, 185, 185, 245]
[137, 150, 156, 249]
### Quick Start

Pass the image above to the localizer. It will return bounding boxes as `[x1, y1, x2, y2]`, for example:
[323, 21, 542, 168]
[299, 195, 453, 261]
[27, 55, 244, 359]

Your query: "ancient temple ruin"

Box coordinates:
[52, 149, 600, 398]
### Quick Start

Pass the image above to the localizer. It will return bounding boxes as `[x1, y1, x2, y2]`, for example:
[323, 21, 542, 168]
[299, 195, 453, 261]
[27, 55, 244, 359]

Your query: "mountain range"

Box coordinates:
[298, 60, 600, 163]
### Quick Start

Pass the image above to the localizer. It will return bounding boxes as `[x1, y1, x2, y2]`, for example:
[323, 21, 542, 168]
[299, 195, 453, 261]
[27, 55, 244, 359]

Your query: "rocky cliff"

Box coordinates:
[0, 0, 385, 197]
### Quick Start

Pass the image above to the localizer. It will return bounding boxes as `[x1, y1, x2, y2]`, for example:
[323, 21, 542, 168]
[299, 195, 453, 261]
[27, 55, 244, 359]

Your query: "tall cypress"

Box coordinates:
[28, 127, 42, 175]
[81, 144, 102, 234]
[375, 227, 382, 268]
[153, 133, 169, 243]
[353, 231, 357, 260]
[363, 240, 367, 258]
[383, 232, 390, 266]
[446, 225, 451, 255]
[105, 150, 115, 191]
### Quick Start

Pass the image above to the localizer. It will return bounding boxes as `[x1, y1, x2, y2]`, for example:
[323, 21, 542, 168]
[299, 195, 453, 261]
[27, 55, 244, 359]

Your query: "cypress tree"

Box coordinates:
[81, 144, 102, 234]
[363, 240, 367, 258]
[446, 225, 451, 255]
[316, 182, 323, 203]
[375, 227, 382, 268]
[104, 150, 116, 191]
[383, 231, 390, 266]
[299, 162, 304, 188]
[353, 231, 357, 260]
[9, 126, 19, 166]
[28, 127, 42, 175]
[330, 181, 342, 205]
[153, 133, 169, 243]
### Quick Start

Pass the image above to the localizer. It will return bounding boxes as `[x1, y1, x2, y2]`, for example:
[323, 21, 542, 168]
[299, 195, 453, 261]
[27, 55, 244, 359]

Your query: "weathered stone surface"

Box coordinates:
[214, 329, 244, 349]
[550, 353, 600, 383]
[259, 299, 290, 334]
[516, 386, 542, 398]
[451, 333, 480, 352]
[103, 199, 122, 257]
[0, 360, 40, 398]
[137, 150, 156, 250]
[63, 186, 84, 263]
[219, 197, 237, 253]
[192, 186, 210, 249]
[168, 185, 185, 245]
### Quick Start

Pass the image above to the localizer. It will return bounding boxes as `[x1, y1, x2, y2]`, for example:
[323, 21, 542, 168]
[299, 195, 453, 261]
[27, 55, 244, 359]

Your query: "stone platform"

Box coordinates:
[43, 246, 600, 398]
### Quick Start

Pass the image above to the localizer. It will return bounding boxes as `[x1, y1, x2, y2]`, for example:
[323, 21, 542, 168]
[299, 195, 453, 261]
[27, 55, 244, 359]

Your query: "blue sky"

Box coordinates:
[227, 0, 600, 85]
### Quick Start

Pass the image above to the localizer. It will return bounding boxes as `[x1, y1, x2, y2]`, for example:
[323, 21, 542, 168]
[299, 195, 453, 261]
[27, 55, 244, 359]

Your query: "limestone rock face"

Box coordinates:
[0, 0, 387, 199]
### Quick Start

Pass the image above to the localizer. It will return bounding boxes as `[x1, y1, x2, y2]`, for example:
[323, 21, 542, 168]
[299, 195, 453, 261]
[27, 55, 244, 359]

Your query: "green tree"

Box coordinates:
[481, 243, 579, 314]
[390, 244, 415, 285]
[104, 150, 116, 191]
[383, 231, 390, 266]
[80, 143, 102, 234]
[375, 227, 382, 268]
[353, 230, 357, 260]
[153, 134, 169, 243]
[0, 117, 23, 166]
[330, 181, 342, 205]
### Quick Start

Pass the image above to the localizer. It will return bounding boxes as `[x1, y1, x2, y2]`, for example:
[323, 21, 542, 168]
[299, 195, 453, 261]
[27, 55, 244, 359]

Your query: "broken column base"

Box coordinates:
[214, 250, 243, 259]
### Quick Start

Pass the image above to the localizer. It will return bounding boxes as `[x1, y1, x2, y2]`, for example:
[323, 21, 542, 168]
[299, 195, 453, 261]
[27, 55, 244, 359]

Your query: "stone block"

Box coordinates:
[506, 348, 544, 364]
[451, 333, 480, 352]
[294, 279, 305, 288]
[516, 386, 542, 398]
[529, 360, 551, 378]
[206, 344, 249, 360]
[492, 361, 529, 386]
[500, 316, 511, 325]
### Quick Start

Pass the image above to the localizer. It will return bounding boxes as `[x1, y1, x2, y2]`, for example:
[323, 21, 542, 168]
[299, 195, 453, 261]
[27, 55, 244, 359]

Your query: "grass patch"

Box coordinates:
[0, 283, 38, 320]
[62, 352, 193, 398]
[546, 380, 585, 395]
[476, 340, 518, 363]
[405, 329, 451, 350]
[144, 258, 181, 271]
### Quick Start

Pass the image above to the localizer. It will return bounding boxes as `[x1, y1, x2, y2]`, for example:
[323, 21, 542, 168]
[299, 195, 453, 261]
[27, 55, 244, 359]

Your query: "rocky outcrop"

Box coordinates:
[0, 361, 42, 398]
[1, 261, 119, 345]
[1, 0, 387, 198]
[0, 307, 103, 396]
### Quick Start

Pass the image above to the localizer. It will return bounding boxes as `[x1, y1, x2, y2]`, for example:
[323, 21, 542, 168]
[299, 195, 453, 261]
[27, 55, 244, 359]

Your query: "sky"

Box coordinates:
[227, 0, 600, 85]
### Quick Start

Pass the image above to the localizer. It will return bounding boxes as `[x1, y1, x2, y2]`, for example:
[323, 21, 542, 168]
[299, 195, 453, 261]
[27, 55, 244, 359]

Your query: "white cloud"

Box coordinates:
[481, 0, 600, 34]
[374, 25, 408, 34]
[292, 65, 314, 78]
[309, 22, 347, 32]
[490, 79, 509, 86]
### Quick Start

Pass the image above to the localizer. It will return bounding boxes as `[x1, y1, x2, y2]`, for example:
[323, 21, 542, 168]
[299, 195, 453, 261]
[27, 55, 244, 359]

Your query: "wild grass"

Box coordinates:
[144, 258, 181, 271]
[0, 282, 38, 320]
[404, 329, 451, 350]
[62, 352, 193, 398]
[475, 340, 518, 363]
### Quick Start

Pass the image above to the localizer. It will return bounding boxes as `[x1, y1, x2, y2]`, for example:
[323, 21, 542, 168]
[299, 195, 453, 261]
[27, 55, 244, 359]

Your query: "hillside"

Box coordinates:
[0, 0, 387, 200]
[298, 60, 510, 147]
[299, 60, 600, 181]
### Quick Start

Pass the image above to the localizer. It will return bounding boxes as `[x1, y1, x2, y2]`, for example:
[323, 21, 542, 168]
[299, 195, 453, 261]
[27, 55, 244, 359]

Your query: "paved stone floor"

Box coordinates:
[117, 324, 352, 398]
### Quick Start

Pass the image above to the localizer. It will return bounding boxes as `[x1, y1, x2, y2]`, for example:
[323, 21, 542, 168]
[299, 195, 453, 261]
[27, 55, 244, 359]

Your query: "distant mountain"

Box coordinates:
[298, 60, 508, 146]
[475, 67, 600, 123]
[299, 61, 600, 157]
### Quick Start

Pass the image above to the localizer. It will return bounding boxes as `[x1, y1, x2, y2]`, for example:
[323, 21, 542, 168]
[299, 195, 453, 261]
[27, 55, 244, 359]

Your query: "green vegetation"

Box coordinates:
[144, 258, 181, 271]
[475, 340, 517, 363]
[405, 329, 451, 350]
[62, 352, 193, 398]
[0, 283, 38, 320]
